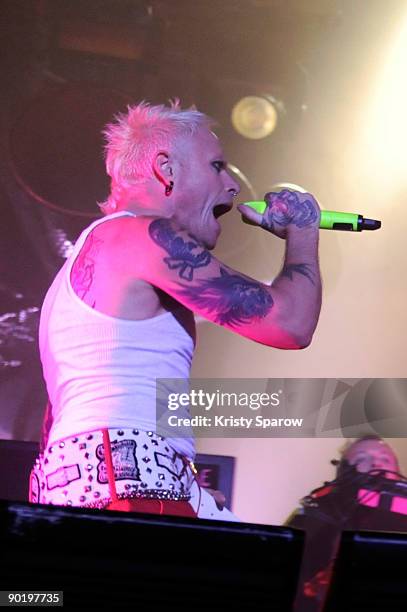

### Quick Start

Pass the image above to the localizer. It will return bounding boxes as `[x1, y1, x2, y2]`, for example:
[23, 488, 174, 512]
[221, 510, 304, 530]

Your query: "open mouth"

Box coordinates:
[212, 203, 233, 219]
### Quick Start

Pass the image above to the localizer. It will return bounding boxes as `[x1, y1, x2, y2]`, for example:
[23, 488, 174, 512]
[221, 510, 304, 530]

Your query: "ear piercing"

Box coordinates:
[165, 181, 174, 196]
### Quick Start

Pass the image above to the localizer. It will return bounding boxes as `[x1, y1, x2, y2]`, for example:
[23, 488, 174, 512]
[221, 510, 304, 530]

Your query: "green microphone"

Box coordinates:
[244, 201, 380, 231]
[241, 184, 381, 231]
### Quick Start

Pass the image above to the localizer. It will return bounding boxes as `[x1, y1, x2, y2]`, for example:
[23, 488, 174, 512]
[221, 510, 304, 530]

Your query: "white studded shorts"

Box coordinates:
[28, 428, 195, 510]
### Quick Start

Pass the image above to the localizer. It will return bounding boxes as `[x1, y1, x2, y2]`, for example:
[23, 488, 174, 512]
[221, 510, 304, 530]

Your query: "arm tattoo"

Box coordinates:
[177, 267, 273, 326]
[71, 232, 103, 299]
[149, 219, 211, 281]
[261, 189, 318, 232]
[281, 263, 315, 285]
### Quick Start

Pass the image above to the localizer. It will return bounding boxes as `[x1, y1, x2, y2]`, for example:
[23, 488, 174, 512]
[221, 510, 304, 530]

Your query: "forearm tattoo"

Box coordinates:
[177, 267, 273, 326]
[261, 189, 318, 232]
[281, 263, 315, 285]
[71, 232, 103, 301]
[149, 219, 211, 281]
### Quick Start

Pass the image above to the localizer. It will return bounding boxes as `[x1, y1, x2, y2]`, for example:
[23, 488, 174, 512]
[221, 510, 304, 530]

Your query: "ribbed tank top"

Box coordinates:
[39, 211, 195, 459]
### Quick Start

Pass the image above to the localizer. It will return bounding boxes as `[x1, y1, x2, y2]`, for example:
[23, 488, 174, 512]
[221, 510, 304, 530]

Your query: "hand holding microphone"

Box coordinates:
[238, 185, 320, 240]
[238, 183, 381, 232]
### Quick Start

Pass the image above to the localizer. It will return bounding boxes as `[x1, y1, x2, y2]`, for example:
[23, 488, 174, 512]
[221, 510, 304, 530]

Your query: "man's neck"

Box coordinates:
[118, 186, 170, 217]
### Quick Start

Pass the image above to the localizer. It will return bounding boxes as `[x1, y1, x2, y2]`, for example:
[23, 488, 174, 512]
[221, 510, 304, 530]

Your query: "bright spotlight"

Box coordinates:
[360, 13, 407, 186]
[231, 95, 282, 140]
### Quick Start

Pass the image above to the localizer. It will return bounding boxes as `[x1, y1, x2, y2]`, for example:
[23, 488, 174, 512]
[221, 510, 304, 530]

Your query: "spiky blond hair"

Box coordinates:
[99, 99, 214, 213]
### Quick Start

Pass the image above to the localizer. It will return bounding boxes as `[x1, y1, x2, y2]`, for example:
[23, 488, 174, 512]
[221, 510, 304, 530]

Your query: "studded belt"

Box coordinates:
[29, 428, 195, 510]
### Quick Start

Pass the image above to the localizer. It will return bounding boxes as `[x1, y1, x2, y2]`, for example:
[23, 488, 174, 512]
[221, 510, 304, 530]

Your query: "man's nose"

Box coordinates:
[226, 175, 240, 197]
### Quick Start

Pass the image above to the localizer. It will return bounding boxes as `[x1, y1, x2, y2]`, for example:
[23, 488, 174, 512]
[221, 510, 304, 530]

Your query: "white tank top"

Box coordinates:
[39, 211, 195, 459]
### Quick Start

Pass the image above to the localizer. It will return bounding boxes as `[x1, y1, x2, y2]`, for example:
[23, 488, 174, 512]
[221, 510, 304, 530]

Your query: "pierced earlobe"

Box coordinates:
[165, 181, 174, 196]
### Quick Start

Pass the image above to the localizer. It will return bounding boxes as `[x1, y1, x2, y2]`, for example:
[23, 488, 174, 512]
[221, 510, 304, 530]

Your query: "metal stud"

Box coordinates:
[59, 442, 65, 448]
[71, 437, 78, 443]
[86, 434, 93, 440]
[79, 443, 86, 450]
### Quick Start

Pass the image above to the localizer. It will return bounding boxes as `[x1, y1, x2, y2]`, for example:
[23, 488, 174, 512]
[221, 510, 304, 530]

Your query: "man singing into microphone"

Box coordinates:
[29, 100, 322, 517]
